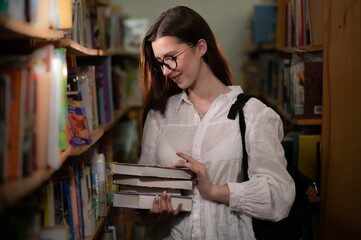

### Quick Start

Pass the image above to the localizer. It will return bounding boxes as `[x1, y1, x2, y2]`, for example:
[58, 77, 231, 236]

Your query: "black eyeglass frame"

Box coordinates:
[152, 44, 194, 72]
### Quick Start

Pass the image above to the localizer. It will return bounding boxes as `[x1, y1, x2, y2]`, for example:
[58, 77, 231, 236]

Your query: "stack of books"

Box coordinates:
[111, 162, 194, 211]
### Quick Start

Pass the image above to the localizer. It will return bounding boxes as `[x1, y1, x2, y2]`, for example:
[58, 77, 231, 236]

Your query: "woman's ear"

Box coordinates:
[196, 39, 207, 57]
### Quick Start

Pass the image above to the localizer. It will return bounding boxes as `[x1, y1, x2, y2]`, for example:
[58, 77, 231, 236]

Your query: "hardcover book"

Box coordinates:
[113, 192, 193, 212]
[67, 92, 92, 146]
[111, 162, 193, 180]
[303, 61, 322, 118]
[116, 185, 183, 196]
[112, 175, 193, 191]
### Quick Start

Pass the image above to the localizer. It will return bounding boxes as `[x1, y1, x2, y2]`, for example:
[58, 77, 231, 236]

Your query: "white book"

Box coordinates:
[112, 162, 193, 180]
[113, 192, 193, 212]
[113, 175, 193, 190]
[97, 153, 107, 217]
[39, 225, 69, 240]
[117, 185, 182, 196]
[80, 164, 95, 237]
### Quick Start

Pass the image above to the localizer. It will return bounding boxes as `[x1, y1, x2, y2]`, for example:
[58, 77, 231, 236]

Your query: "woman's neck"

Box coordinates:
[187, 70, 226, 103]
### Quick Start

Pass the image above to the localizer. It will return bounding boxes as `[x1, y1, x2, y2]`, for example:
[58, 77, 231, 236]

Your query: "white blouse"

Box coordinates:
[138, 86, 295, 240]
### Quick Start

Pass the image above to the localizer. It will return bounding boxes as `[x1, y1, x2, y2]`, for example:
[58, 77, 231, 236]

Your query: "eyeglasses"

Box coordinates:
[152, 44, 194, 72]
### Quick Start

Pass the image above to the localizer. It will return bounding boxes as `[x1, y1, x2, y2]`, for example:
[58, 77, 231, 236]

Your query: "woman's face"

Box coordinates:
[151, 36, 203, 89]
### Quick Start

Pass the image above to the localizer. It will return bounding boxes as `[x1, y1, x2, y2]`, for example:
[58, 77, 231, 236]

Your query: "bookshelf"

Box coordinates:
[245, 1, 324, 238]
[0, 1, 142, 239]
[0, 14, 64, 39]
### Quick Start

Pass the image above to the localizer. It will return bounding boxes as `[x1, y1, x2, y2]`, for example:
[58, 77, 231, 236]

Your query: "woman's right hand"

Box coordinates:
[149, 191, 183, 216]
[135, 191, 183, 223]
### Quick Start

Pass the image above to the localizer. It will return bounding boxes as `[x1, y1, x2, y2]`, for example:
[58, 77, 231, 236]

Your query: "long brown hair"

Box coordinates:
[140, 5, 234, 125]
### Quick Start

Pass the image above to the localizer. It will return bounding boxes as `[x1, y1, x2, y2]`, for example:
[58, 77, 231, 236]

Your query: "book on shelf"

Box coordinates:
[113, 192, 193, 212]
[303, 61, 322, 118]
[298, 134, 321, 182]
[113, 175, 193, 191]
[289, 52, 323, 119]
[67, 91, 92, 146]
[48, 47, 68, 169]
[252, 3, 277, 45]
[77, 57, 114, 125]
[22, 61, 36, 176]
[69, 165, 82, 240]
[39, 225, 69, 240]
[97, 153, 108, 217]
[1, 63, 28, 179]
[79, 163, 95, 237]
[62, 179, 76, 240]
[68, 65, 98, 133]
[111, 162, 193, 180]
[308, 0, 323, 45]
[55, 0, 73, 30]
[123, 18, 149, 54]
[31, 45, 53, 170]
[0, 74, 10, 181]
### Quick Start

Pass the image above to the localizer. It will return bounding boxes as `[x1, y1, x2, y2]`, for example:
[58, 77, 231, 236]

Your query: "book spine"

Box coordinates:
[97, 153, 107, 217]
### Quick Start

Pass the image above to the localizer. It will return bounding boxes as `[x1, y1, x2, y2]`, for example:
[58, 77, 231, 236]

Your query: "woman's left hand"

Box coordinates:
[175, 152, 215, 200]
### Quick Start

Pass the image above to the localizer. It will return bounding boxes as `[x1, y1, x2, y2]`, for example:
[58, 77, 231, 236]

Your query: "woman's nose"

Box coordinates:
[162, 67, 172, 76]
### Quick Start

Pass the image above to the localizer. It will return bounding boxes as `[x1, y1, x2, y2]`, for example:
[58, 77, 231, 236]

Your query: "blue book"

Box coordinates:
[252, 3, 277, 44]
[63, 179, 75, 240]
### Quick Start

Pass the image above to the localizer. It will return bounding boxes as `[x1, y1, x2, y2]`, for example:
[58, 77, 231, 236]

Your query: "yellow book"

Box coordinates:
[298, 134, 321, 181]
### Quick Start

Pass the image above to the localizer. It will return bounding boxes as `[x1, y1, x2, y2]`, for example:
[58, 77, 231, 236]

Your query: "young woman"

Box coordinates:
[137, 5, 295, 239]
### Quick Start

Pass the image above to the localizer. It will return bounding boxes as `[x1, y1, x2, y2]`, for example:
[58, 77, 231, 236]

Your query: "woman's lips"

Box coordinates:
[170, 73, 181, 83]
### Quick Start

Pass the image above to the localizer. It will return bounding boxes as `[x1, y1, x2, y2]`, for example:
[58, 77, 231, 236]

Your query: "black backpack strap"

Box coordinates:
[228, 93, 254, 181]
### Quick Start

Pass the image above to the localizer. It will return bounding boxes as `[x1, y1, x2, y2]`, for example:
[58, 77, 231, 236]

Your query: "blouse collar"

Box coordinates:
[175, 86, 243, 112]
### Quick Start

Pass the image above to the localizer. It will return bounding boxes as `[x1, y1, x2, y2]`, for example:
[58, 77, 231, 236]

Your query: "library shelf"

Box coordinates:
[244, 44, 323, 54]
[0, 14, 64, 40]
[279, 45, 323, 53]
[34, 40, 142, 58]
[33, 38, 100, 56]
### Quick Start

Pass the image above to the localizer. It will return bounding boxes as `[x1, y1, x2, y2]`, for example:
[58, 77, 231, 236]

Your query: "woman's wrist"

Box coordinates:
[208, 184, 230, 204]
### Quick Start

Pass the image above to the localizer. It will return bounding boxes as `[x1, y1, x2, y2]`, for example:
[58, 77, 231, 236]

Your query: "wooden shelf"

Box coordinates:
[278, 45, 323, 53]
[69, 128, 105, 156]
[0, 168, 54, 214]
[86, 0, 110, 6]
[0, 14, 64, 40]
[33, 39, 100, 56]
[33, 39, 140, 60]
[244, 43, 323, 54]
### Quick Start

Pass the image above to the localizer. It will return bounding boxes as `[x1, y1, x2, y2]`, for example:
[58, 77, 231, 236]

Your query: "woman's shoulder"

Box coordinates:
[166, 91, 185, 111]
[243, 95, 281, 123]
